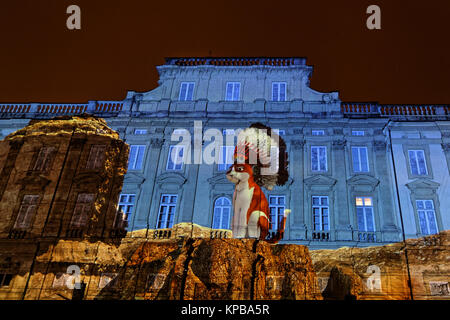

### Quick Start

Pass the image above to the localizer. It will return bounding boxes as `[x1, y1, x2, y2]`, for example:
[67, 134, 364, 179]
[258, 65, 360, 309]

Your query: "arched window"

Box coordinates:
[212, 197, 231, 229]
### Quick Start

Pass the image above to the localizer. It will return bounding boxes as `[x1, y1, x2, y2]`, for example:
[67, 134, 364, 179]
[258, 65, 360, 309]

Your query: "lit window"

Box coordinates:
[114, 194, 136, 229]
[269, 196, 286, 231]
[312, 130, 325, 136]
[356, 197, 375, 232]
[128, 145, 146, 170]
[218, 145, 235, 171]
[157, 194, 177, 229]
[352, 131, 365, 136]
[70, 193, 95, 228]
[225, 82, 241, 101]
[274, 129, 285, 136]
[408, 150, 428, 175]
[212, 197, 232, 229]
[134, 129, 147, 135]
[416, 200, 438, 235]
[312, 196, 329, 231]
[14, 195, 40, 229]
[86, 145, 106, 170]
[352, 147, 369, 172]
[311, 146, 327, 172]
[179, 82, 195, 101]
[166, 145, 185, 171]
[272, 82, 287, 102]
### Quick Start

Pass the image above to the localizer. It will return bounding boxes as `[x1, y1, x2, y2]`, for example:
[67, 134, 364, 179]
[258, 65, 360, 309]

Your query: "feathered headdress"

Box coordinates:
[234, 123, 289, 190]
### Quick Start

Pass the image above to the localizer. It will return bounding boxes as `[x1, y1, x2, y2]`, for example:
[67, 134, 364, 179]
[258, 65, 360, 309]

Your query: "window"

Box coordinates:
[274, 129, 285, 136]
[225, 82, 241, 101]
[70, 193, 95, 228]
[352, 147, 369, 172]
[311, 146, 327, 172]
[356, 197, 375, 232]
[33, 146, 55, 171]
[212, 197, 232, 229]
[86, 145, 106, 170]
[416, 200, 438, 235]
[269, 196, 286, 231]
[312, 196, 329, 231]
[128, 145, 146, 170]
[218, 146, 234, 171]
[222, 129, 235, 136]
[312, 130, 325, 136]
[134, 129, 147, 135]
[114, 194, 136, 229]
[166, 145, 184, 171]
[272, 82, 287, 102]
[14, 195, 40, 229]
[409, 150, 428, 175]
[157, 194, 177, 229]
[0, 274, 12, 287]
[179, 82, 195, 101]
[352, 130, 365, 136]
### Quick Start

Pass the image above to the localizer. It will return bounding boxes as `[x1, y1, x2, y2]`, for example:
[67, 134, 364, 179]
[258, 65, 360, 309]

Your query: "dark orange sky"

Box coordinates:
[0, 0, 449, 104]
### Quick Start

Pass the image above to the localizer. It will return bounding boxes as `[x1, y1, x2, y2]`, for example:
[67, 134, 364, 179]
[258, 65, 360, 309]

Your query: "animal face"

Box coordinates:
[226, 164, 253, 184]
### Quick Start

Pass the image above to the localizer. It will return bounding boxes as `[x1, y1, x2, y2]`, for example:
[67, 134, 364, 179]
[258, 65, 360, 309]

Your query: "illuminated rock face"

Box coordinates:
[310, 230, 450, 300]
[0, 228, 448, 300]
[0, 115, 129, 240]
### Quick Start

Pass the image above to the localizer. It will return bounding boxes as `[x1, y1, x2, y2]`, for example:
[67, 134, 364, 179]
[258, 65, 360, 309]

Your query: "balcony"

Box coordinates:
[311, 231, 330, 241]
[357, 232, 377, 243]
[152, 229, 172, 240]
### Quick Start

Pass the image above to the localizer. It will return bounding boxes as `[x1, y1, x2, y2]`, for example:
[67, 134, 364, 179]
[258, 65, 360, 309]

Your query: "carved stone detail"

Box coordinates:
[332, 139, 346, 150]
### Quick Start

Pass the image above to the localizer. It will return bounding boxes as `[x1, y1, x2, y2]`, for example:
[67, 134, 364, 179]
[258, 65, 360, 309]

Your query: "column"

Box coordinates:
[289, 139, 306, 240]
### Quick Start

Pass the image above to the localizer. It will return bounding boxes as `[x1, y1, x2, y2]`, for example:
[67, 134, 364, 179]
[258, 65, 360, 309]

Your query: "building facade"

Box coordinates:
[0, 57, 449, 249]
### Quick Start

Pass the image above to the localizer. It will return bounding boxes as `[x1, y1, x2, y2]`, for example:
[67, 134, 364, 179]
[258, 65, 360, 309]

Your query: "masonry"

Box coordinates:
[0, 57, 449, 250]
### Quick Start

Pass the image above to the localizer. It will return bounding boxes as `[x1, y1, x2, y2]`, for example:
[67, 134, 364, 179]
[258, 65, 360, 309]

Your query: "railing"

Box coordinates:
[152, 229, 172, 239]
[8, 229, 26, 239]
[311, 231, 330, 241]
[95, 101, 123, 112]
[168, 57, 305, 67]
[379, 105, 437, 116]
[209, 230, 229, 239]
[37, 104, 89, 114]
[341, 103, 378, 114]
[357, 232, 377, 242]
[66, 228, 84, 238]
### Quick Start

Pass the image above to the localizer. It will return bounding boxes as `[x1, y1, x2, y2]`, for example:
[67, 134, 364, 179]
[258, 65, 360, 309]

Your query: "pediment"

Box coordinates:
[406, 178, 440, 191]
[18, 174, 51, 190]
[347, 175, 380, 188]
[304, 175, 337, 186]
[156, 172, 187, 186]
[124, 172, 146, 184]
[208, 173, 230, 185]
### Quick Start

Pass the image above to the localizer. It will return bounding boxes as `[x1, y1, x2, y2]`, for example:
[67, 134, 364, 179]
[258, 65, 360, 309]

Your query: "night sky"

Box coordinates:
[0, 0, 449, 104]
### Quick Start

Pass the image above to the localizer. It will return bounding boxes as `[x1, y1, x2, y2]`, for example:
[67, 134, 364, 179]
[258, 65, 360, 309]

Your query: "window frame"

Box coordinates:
[13, 194, 40, 230]
[351, 146, 370, 173]
[156, 194, 178, 229]
[115, 194, 136, 229]
[128, 145, 146, 171]
[212, 197, 232, 229]
[166, 145, 185, 171]
[408, 149, 428, 176]
[311, 146, 328, 172]
[415, 199, 439, 236]
[268, 195, 286, 231]
[355, 197, 376, 232]
[312, 196, 330, 231]
[225, 82, 241, 101]
[179, 82, 195, 101]
[272, 82, 287, 102]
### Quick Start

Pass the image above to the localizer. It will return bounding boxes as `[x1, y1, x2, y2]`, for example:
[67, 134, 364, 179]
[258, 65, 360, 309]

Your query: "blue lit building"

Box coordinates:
[1, 57, 449, 249]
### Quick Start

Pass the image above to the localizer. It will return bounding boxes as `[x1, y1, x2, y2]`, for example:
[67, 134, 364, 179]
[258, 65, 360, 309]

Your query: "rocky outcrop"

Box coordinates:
[310, 230, 450, 300]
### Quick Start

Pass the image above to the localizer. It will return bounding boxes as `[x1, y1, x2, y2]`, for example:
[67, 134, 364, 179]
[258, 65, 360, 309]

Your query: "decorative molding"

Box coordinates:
[332, 139, 346, 150]
[333, 128, 343, 135]
[373, 140, 387, 151]
[124, 172, 146, 184]
[293, 129, 302, 135]
[347, 174, 380, 192]
[156, 172, 187, 187]
[290, 139, 305, 149]
[304, 174, 337, 187]
[406, 178, 440, 193]
[150, 138, 164, 148]
[441, 143, 450, 152]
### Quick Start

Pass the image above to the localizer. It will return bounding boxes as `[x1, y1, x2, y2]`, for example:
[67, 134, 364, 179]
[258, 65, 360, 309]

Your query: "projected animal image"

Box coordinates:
[226, 123, 289, 243]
